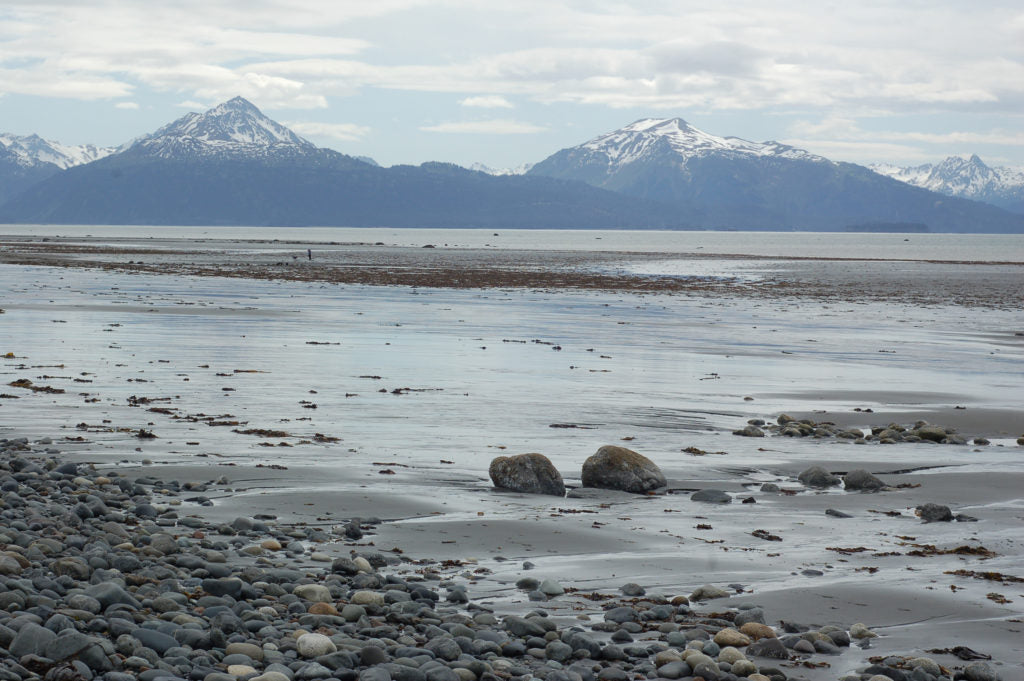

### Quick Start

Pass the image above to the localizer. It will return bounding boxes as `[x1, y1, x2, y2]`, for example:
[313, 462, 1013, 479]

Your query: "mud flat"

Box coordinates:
[0, 235, 1022, 679]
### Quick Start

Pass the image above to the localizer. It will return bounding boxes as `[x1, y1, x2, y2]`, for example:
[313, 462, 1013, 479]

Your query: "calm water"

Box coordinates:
[3, 224, 1022, 262]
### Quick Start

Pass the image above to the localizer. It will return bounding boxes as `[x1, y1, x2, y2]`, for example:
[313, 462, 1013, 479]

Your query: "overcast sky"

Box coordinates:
[2, 0, 1023, 168]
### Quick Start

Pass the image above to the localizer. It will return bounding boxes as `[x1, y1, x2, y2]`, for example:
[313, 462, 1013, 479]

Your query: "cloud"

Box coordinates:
[2, 0, 1024, 149]
[115, 101, 139, 109]
[784, 114, 1024, 165]
[460, 95, 513, 108]
[420, 119, 547, 134]
[286, 120, 371, 142]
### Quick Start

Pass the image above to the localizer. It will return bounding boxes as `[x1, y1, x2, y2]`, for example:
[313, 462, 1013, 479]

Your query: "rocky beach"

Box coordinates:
[0, 231, 1022, 681]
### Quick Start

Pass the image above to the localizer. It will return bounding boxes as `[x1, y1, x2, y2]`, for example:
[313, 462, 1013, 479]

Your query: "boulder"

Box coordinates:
[914, 424, 948, 442]
[581, 445, 666, 493]
[691, 489, 731, 504]
[843, 469, 885, 491]
[689, 584, 730, 601]
[488, 453, 565, 496]
[798, 466, 840, 488]
[916, 503, 954, 523]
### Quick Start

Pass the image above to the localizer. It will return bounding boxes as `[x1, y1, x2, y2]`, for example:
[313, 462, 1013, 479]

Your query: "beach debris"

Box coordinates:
[7, 378, 65, 394]
[488, 453, 565, 496]
[581, 445, 666, 493]
[233, 428, 290, 437]
[751, 529, 782, 541]
[945, 569, 1024, 584]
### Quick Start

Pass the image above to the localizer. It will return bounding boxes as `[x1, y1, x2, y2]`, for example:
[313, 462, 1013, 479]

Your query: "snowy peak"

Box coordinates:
[0, 133, 115, 169]
[467, 161, 534, 176]
[871, 155, 1024, 209]
[129, 97, 316, 160]
[580, 117, 827, 166]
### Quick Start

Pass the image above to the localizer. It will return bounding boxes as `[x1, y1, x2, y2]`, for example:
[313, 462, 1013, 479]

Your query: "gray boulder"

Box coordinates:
[843, 469, 885, 491]
[10, 622, 57, 658]
[798, 466, 841, 488]
[581, 445, 666, 493]
[691, 489, 731, 504]
[917, 503, 954, 523]
[914, 424, 949, 442]
[489, 453, 565, 496]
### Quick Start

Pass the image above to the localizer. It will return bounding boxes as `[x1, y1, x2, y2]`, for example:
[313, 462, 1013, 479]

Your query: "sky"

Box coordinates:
[2, 0, 1023, 169]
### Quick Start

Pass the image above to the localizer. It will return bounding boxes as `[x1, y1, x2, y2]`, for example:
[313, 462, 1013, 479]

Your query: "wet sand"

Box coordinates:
[2, 234, 1023, 308]
[1, 234, 1023, 679]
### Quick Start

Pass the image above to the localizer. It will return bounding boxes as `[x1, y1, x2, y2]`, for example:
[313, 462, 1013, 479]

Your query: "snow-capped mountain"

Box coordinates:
[578, 118, 829, 167]
[124, 96, 319, 160]
[528, 117, 835, 195]
[0, 133, 115, 170]
[466, 162, 534, 176]
[871, 155, 1024, 214]
[529, 118, 1024, 232]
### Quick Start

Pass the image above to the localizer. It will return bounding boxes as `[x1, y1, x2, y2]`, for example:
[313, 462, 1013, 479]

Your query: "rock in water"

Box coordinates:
[843, 469, 885, 491]
[691, 489, 731, 503]
[581, 445, 666, 493]
[798, 465, 841, 488]
[489, 453, 565, 496]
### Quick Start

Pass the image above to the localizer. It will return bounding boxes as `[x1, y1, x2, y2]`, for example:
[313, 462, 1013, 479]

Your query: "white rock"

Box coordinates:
[351, 590, 385, 606]
[293, 584, 332, 603]
[296, 632, 337, 658]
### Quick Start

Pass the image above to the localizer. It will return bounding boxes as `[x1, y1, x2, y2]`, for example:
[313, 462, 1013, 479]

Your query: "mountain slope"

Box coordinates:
[871, 155, 1024, 214]
[0, 99, 689, 229]
[0, 144, 61, 205]
[530, 119, 1024, 233]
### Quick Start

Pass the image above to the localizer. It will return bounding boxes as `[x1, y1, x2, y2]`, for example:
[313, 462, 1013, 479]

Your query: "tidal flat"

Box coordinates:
[0, 233, 1022, 680]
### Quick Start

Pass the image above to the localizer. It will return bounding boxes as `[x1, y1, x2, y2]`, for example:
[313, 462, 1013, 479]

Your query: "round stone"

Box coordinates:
[713, 628, 750, 647]
[296, 632, 337, 658]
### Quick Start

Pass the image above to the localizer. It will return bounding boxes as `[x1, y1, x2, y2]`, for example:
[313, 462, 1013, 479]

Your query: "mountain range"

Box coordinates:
[1, 97, 1022, 232]
[0, 98, 682, 229]
[871, 155, 1024, 215]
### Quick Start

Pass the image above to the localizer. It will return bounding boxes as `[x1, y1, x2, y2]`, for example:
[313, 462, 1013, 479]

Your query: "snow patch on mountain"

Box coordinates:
[580, 118, 829, 167]
[467, 162, 534, 176]
[0, 133, 115, 169]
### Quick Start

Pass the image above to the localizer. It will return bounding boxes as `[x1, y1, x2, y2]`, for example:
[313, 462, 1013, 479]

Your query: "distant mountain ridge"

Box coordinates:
[871, 155, 1024, 214]
[466, 162, 534, 176]
[581, 118, 827, 165]
[0, 132, 115, 169]
[0, 133, 116, 204]
[1, 100, 1023, 232]
[528, 118, 1024, 233]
